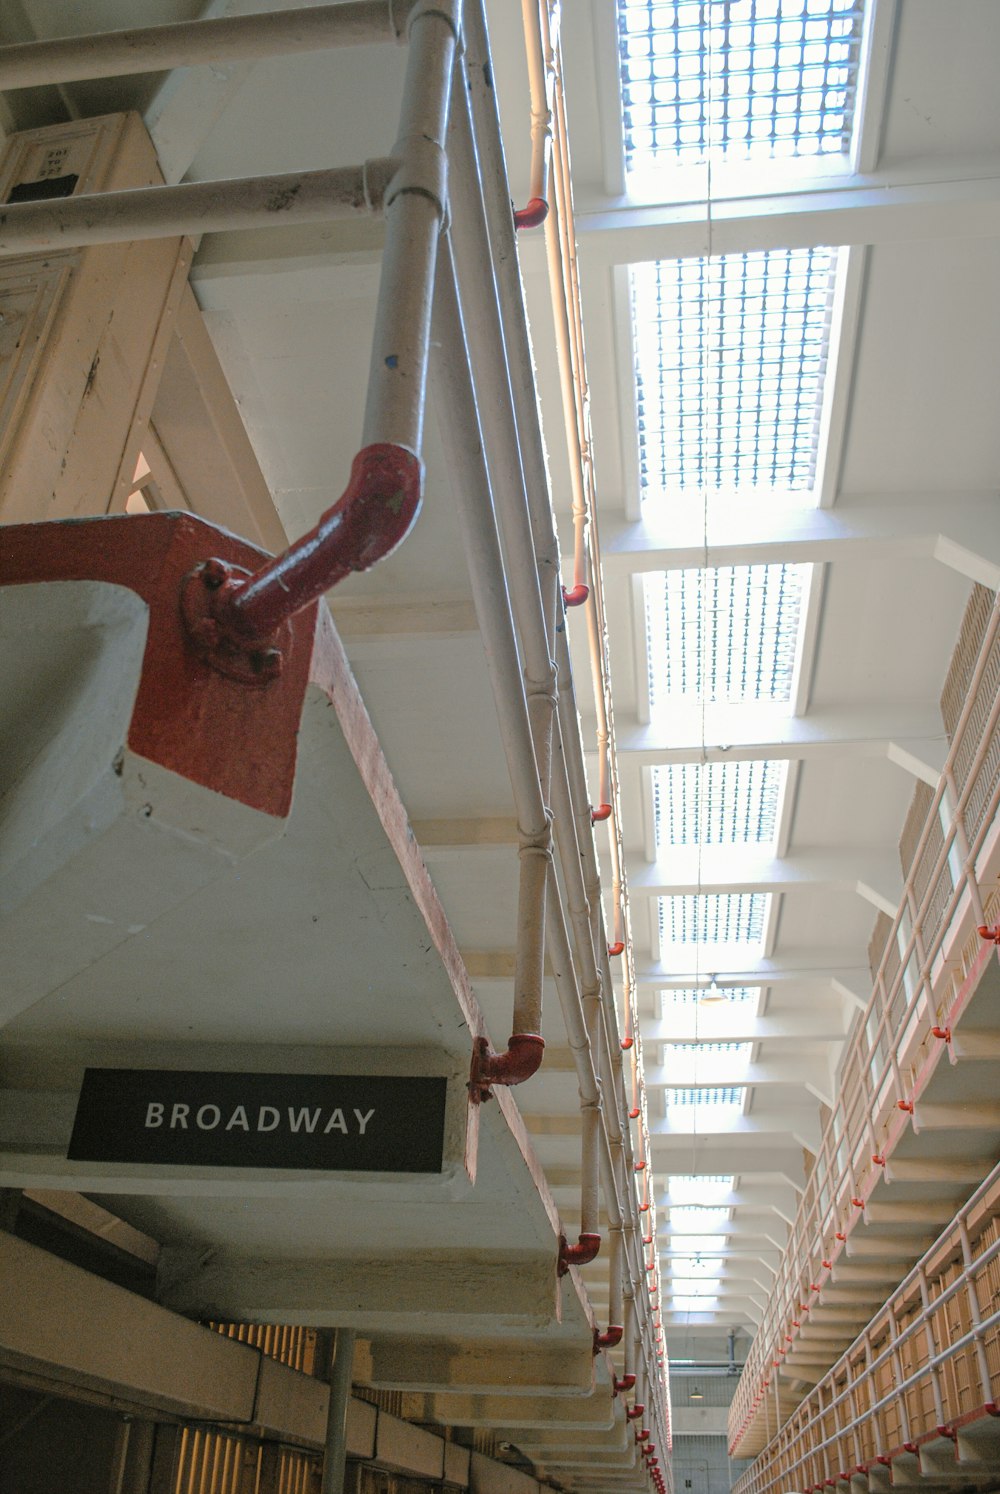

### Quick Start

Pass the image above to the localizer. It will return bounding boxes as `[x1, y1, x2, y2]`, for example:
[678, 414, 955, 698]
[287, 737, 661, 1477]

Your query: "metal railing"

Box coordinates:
[732, 1161, 1000, 1492]
[729, 592, 1000, 1453]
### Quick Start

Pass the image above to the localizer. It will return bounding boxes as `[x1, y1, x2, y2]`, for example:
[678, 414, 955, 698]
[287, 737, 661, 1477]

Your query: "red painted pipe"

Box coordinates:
[593, 1324, 623, 1351]
[590, 802, 612, 823]
[627, 1405, 644, 1420]
[514, 195, 549, 230]
[562, 581, 589, 607]
[469, 1032, 544, 1101]
[558, 1231, 601, 1275]
[614, 1373, 636, 1394]
[608, 940, 625, 956]
[221, 443, 422, 640]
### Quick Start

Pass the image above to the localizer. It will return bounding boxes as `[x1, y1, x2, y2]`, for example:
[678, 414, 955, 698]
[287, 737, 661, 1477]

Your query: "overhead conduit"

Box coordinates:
[460, 3, 667, 1454]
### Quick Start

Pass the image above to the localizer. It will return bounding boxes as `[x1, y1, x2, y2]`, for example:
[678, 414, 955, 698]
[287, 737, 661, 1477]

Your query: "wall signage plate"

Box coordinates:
[68, 1069, 448, 1173]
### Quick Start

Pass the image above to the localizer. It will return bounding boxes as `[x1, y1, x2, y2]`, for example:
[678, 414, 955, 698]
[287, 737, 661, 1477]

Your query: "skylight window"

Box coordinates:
[669, 1175, 735, 1202]
[662, 986, 758, 1005]
[670, 1294, 720, 1312]
[632, 250, 836, 500]
[644, 565, 807, 708]
[659, 892, 768, 946]
[665, 1087, 745, 1109]
[669, 1255, 726, 1277]
[669, 1203, 732, 1227]
[652, 760, 785, 849]
[618, 0, 865, 177]
[666, 1041, 752, 1065]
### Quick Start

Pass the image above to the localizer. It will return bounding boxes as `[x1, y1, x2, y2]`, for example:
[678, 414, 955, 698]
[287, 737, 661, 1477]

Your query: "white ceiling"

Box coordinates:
[2, 0, 1000, 1373]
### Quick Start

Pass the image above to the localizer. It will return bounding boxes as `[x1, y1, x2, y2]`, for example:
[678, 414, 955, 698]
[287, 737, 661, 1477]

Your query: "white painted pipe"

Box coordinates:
[0, 4, 401, 89]
[429, 238, 549, 1040]
[460, 0, 660, 1397]
[362, 0, 457, 455]
[0, 161, 395, 256]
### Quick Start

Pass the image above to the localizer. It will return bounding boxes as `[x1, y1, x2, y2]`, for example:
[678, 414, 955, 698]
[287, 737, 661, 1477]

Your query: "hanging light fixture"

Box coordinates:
[690, 1386, 704, 1401]
[699, 973, 726, 1003]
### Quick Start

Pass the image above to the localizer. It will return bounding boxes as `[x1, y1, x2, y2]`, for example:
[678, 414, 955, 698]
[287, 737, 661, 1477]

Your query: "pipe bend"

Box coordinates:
[562, 581, 589, 607]
[225, 442, 422, 638]
[514, 195, 549, 230]
[469, 1033, 545, 1100]
[593, 1324, 623, 1352]
[590, 802, 612, 824]
[558, 1231, 601, 1275]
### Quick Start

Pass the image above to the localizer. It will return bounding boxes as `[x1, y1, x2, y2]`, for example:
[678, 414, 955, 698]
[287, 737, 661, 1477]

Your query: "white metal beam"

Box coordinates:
[598, 493, 1000, 582]
[571, 168, 1000, 265]
[630, 846, 902, 915]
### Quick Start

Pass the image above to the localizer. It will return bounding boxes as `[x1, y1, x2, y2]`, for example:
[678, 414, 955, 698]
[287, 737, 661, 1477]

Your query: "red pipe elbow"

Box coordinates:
[558, 1231, 602, 1275]
[514, 196, 549, 230]
[469, 1033, 545, 1101]
[608, 940, 625, 956]
[224, 443, 422, 639]
[614, 1373, 636, 1394]
[593, 1324, 623, 1352]
[627, 1404, 644, 1420]
[590, 802, 612, 824]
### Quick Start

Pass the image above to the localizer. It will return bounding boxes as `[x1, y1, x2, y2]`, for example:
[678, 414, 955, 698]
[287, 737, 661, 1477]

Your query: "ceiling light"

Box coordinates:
[699, 975, 726, 1003]
[690, 1387, 704, 1401]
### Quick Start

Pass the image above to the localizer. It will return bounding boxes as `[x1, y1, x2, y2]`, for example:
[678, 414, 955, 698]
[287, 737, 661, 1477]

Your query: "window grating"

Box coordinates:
[669, 1204, 732, 1224]
[659, 892, 768, 946]
[669, 1234, 730, 1253]
[669, 1174, 735, 1195]
[663, 985, 758, 1004]
[665, 1086, 745, 1107]
[644, 565, 806, 708]
[653, 760, 785, 848]
[632, 250, 836, 499]
[666, 1041, 752, 1059]
[618, 0, 865, 175]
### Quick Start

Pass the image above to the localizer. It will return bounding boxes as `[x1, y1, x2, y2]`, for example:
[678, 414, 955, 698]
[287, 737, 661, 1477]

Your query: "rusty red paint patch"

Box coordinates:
[0, 513, 315, 818]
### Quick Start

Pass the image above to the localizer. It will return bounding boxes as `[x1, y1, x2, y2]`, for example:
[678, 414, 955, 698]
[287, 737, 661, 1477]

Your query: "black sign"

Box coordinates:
[68, 1069, 447, 1173]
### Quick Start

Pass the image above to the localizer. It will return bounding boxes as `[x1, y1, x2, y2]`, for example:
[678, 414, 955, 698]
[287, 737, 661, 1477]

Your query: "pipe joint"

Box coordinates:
[399, 0, 461, 40]
[558, 1231, 601, 1276]
[383, 136, 448, 223]
[184, 443, 422, 665]
[593, 1324, 623, 1352]
[514, 196, 549, 231]
[362, 155, 400, 213]
[469, 1032, 545, 1101]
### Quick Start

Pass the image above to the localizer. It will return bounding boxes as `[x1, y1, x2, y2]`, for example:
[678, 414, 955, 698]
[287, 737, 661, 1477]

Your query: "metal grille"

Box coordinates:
[659, 891, 769, 944]
[666, 1040, 752, 1058]
[652, 759, 784, 847]
[618, 0, 865, 174]
[666, 1086, 745, 1106]
[632, 250, 836, 498]
[645, 565, 806, 706]
[663, 984, 758, 1003]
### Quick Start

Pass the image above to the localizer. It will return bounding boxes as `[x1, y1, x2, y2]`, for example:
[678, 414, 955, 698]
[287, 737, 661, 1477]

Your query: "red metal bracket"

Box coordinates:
[558, 1231, 601, 1275]
[180, 558, 291, 684]
[468, 1033, 545, 1102]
